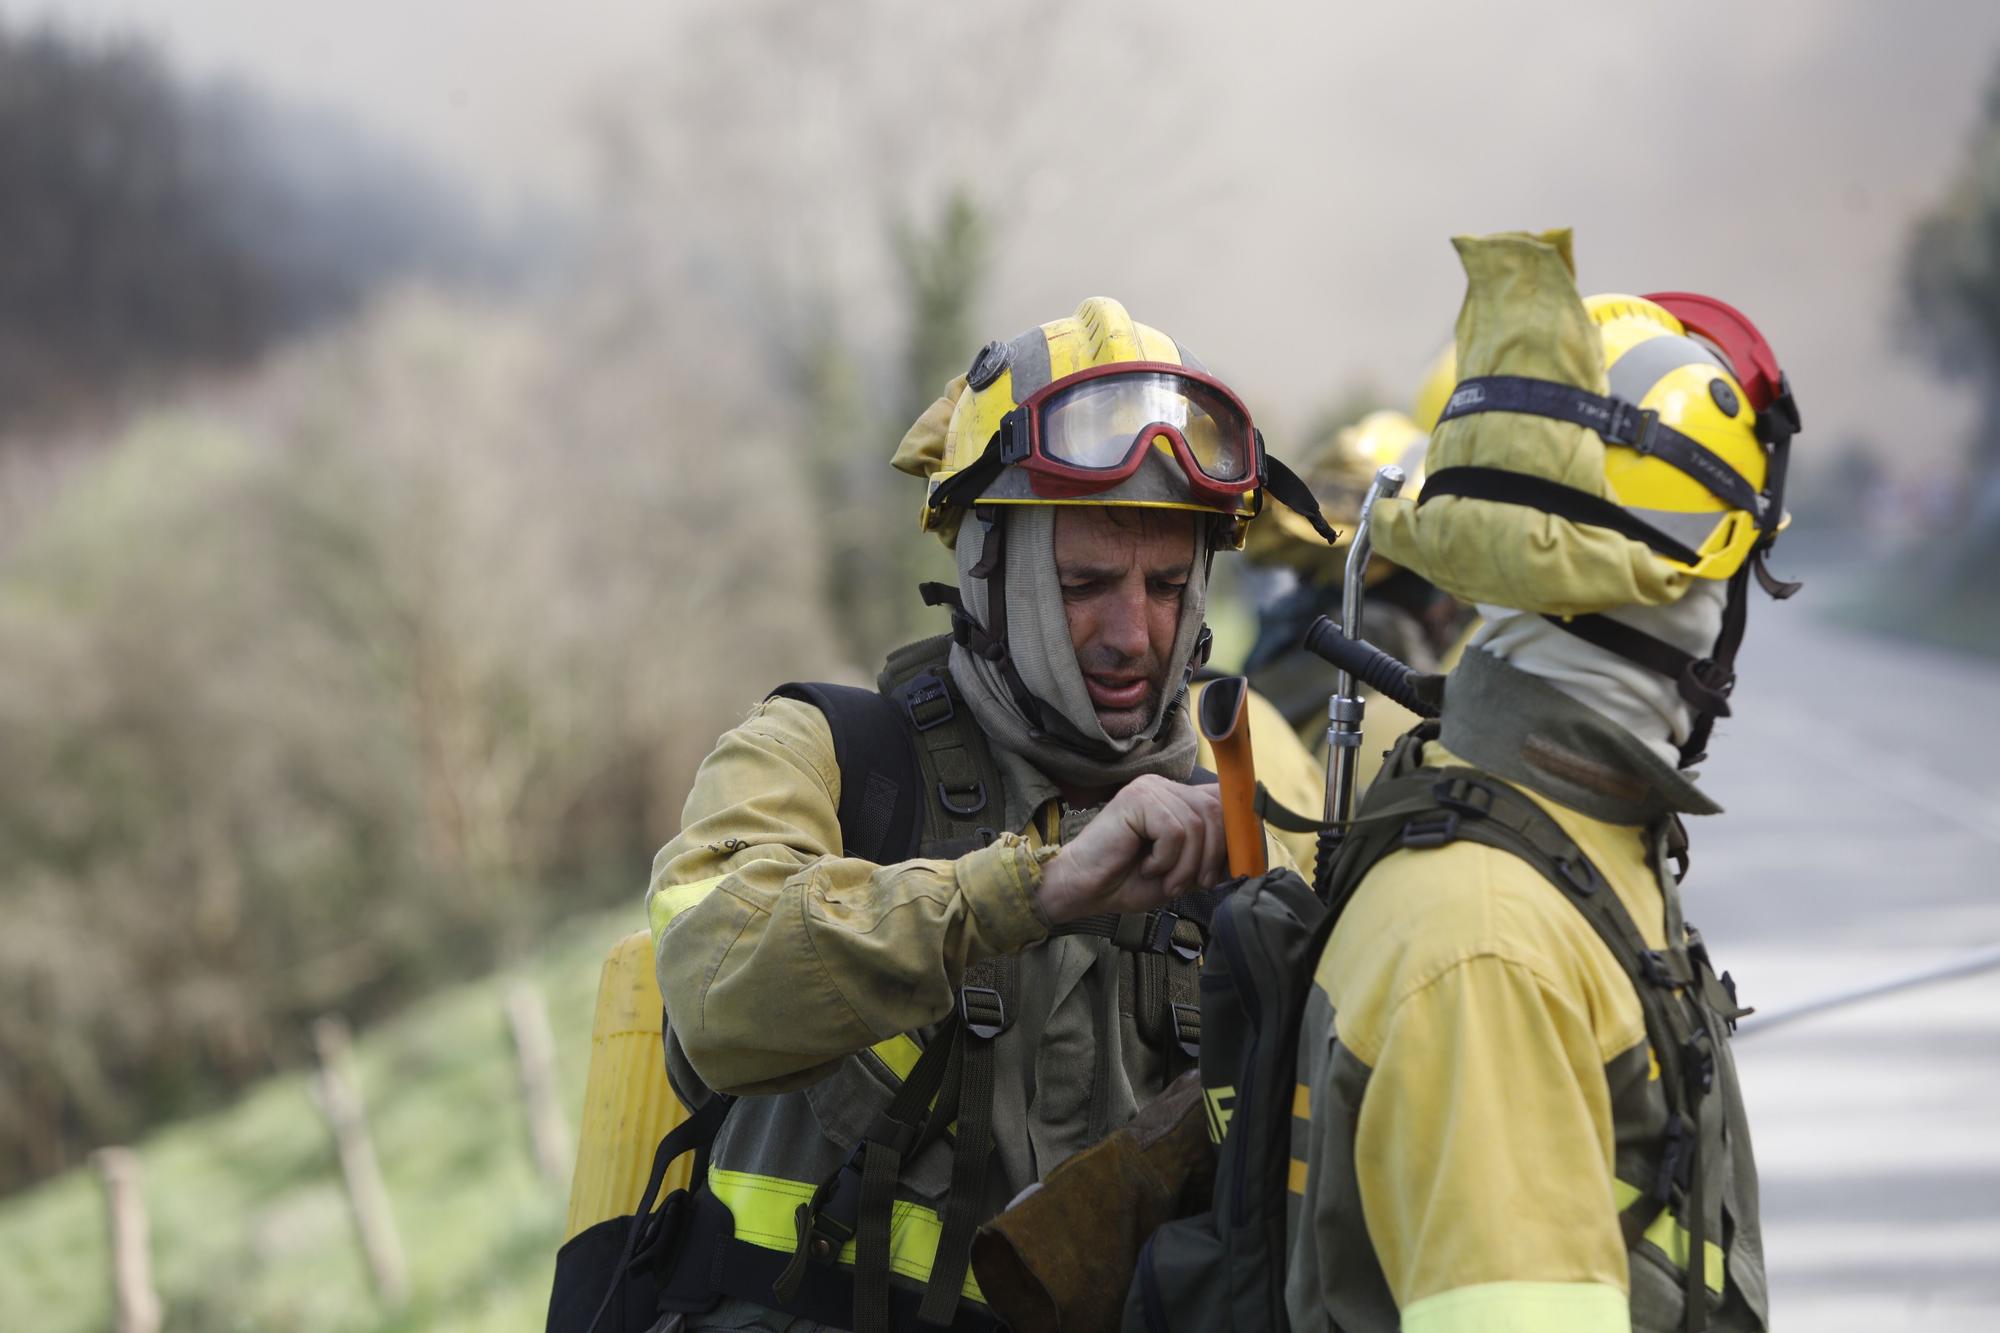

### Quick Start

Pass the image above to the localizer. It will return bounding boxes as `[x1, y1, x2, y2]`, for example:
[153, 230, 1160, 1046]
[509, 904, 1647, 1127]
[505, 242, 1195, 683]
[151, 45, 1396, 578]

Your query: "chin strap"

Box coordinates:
[1260, 449, 1343, 546]
[1543, 560, 1763, 769]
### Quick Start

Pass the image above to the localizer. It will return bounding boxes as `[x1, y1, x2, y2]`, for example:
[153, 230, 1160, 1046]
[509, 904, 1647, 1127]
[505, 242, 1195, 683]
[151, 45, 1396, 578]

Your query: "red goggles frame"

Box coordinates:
[993, 361, 1264, 505]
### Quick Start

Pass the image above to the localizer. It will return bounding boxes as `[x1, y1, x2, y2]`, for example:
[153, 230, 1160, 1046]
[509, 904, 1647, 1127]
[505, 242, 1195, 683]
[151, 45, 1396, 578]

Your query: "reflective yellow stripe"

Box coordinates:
[708, 1166, 984, 1304]
[870, 1033, 925, 1082]
[648, 874, 726, 943]
[1292, 1082, 1311, 1120]
[1643, 1207, 1726, 1295]
[1402, 1280, 1627, 1333]
[1612, 1179, 1724, 1294]
[1287, 1158, 1308, 1195]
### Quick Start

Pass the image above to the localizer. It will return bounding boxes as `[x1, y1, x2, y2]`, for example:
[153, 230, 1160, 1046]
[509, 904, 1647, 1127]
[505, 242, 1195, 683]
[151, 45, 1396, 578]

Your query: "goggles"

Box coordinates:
[994, 362, 1261, 505]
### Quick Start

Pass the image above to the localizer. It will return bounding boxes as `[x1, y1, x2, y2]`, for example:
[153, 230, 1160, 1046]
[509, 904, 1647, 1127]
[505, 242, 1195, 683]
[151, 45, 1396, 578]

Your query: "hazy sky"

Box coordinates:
[12, 0, 2000, 472]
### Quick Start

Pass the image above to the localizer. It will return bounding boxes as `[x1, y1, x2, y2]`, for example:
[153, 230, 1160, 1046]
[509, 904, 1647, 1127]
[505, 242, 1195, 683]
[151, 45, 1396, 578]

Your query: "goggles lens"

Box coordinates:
[1039, 371, 1253, 484]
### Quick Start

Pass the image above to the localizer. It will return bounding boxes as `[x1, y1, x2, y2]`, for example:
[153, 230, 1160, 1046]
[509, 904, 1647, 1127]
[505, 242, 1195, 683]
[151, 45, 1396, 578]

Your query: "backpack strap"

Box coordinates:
[879, 635, 1010, 859]
[766, 682, 924, 865]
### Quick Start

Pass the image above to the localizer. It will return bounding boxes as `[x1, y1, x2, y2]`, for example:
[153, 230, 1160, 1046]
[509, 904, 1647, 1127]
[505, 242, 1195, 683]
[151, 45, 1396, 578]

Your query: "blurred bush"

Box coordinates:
[0, 0, 1149, 1192]
[1884, 53, 2000, 653]
[0, 289, 834, 1190]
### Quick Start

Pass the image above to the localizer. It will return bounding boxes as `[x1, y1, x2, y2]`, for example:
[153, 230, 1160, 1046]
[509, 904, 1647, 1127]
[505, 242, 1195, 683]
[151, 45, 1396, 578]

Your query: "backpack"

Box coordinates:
[1125, 864, 1327, 1333]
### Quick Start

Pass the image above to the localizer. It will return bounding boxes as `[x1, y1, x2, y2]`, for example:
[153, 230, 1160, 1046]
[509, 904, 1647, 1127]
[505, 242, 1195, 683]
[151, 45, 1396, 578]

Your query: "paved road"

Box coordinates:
[1687, 599, 2000, 1330]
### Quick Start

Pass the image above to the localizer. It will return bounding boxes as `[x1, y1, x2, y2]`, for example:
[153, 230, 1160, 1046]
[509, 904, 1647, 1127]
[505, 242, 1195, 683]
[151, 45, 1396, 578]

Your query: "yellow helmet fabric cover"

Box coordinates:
[1371, 230, 1741, 617]
[894, 297, 1253, 549]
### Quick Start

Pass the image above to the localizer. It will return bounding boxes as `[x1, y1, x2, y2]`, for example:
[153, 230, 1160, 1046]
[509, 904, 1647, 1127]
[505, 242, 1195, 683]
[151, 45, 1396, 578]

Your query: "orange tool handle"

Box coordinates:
[1196, 676, 1266, 879]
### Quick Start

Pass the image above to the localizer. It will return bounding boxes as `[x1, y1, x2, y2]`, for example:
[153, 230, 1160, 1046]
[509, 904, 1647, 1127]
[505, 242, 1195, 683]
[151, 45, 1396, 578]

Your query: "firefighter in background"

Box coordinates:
[1240, 379, 1475, 780]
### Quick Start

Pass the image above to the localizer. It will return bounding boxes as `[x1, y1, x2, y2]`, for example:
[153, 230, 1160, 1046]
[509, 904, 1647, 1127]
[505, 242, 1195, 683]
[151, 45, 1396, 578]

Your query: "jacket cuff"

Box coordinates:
[957, 834, 1054, 953]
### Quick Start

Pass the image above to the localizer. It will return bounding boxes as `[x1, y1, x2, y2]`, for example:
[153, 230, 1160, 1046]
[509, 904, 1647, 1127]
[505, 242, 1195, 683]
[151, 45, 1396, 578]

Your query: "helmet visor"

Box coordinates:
[1038, 371, 1254, 485]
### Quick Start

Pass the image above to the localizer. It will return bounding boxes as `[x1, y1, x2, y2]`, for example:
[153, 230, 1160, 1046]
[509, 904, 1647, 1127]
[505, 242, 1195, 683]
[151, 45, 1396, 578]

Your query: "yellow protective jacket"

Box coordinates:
[1287, 651, 1766, 1333]
[649, 660, 1297, 1321]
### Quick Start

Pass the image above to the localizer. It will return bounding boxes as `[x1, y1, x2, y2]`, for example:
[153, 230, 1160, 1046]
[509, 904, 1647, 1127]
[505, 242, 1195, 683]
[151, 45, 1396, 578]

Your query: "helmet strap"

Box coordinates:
[1261, 452, 1342, 546]
[1438, 374, 1765, 517]
[1541, 561, 1764, 768]
[924, 510, 1053, 729]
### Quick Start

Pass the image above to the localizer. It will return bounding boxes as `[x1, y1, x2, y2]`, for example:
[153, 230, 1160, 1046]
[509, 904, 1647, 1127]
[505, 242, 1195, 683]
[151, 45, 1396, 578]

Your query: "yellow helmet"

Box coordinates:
[1370, 229, 1802, 766]
[1582, 293, 1777, 581]
[1377, 234, 1796, 614]
[1245, 409, 1427, 578]
[892, 297, 1336, 551]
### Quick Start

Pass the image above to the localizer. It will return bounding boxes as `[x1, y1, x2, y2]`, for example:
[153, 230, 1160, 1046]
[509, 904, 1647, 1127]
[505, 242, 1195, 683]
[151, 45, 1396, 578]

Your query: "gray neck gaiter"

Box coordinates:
[1469, 580, 1729, 770]
[947, 505, 1207, 793]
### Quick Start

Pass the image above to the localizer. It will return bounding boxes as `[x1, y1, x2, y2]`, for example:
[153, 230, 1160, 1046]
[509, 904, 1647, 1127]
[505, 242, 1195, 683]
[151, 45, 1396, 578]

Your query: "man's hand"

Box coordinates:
[1036, 775, 1231, 925]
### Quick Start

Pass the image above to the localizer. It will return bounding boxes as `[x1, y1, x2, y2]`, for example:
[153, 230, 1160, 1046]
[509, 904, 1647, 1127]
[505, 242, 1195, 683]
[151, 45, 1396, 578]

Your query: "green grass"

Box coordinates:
[0, 906, 637, 1332]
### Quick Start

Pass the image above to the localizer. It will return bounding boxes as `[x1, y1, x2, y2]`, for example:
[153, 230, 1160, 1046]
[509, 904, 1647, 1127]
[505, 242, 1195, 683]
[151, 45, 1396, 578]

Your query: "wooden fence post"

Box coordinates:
[311, 1015, 409, 1309]
[92, 1147, 163, 1333]
[504, 976, 571, 1188]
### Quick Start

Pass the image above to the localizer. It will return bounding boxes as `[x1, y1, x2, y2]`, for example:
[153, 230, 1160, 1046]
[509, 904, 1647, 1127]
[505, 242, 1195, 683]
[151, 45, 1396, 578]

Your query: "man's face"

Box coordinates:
[1052, 507, 1198, 739]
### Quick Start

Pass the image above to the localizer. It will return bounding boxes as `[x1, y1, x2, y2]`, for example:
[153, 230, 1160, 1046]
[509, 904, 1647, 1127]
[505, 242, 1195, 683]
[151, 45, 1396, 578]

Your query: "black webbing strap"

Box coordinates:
[1419, 466, 1703, 566]
[1437, 375, 1764, 520]
[924, 435, 1008, 519]
[1678, 562, 1755, 767]
[578, 1091, 735, 1333]
[1051, 907, 1186, 954]
[1262, 451, 1342, 545]
[767, 682, 923, 866]
[777, 1013, 963, 1329]
[919, 956, 1016, 1326]
[659, 1190, 1001, 1333]
[1541, 613, 1735, 718]
[1253, 780, 1323, 834]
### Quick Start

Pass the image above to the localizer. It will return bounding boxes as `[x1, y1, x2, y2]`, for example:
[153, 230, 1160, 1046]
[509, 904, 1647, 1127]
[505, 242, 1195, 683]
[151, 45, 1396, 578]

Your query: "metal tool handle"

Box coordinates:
[1302, 616, 1438, 719]
[1322, 465, 1406, 833]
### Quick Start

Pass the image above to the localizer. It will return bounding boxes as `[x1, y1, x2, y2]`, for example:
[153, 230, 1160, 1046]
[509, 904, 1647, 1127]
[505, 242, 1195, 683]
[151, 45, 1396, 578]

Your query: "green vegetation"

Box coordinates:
[0, 290, 834, 1192]
[0, 906, 627, 1333]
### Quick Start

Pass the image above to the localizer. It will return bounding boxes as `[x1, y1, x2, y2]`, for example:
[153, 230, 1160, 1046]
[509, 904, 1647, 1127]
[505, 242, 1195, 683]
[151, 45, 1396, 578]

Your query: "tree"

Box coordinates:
[1904, 64, 2000, 475]
[1901, 58, 2000, 639]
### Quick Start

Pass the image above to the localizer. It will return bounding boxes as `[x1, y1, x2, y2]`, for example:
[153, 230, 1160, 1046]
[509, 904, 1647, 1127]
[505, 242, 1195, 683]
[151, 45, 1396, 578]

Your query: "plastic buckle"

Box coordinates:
[1168, 920, 1203, 963]
[1553, 854, 1597, 897]
[1401, 811, 1460, 849]
[1685, 1032, 1715, 1095]
[1432, 777, 1495, 819]
[1136, 910, 1181, 955]
[1639, 949, 1678, 988]
[904, 674, 955, 732]
[960, 985, 1006, 1039]
[937, 780, 986, 816]
[1171, 1002, 1201, 1057]
[1655, 1115, 1693, 1203]
[997, 409, 1031, 465]
[1606, 397, 1660, 453]
[1631, 408, 1661, 455]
